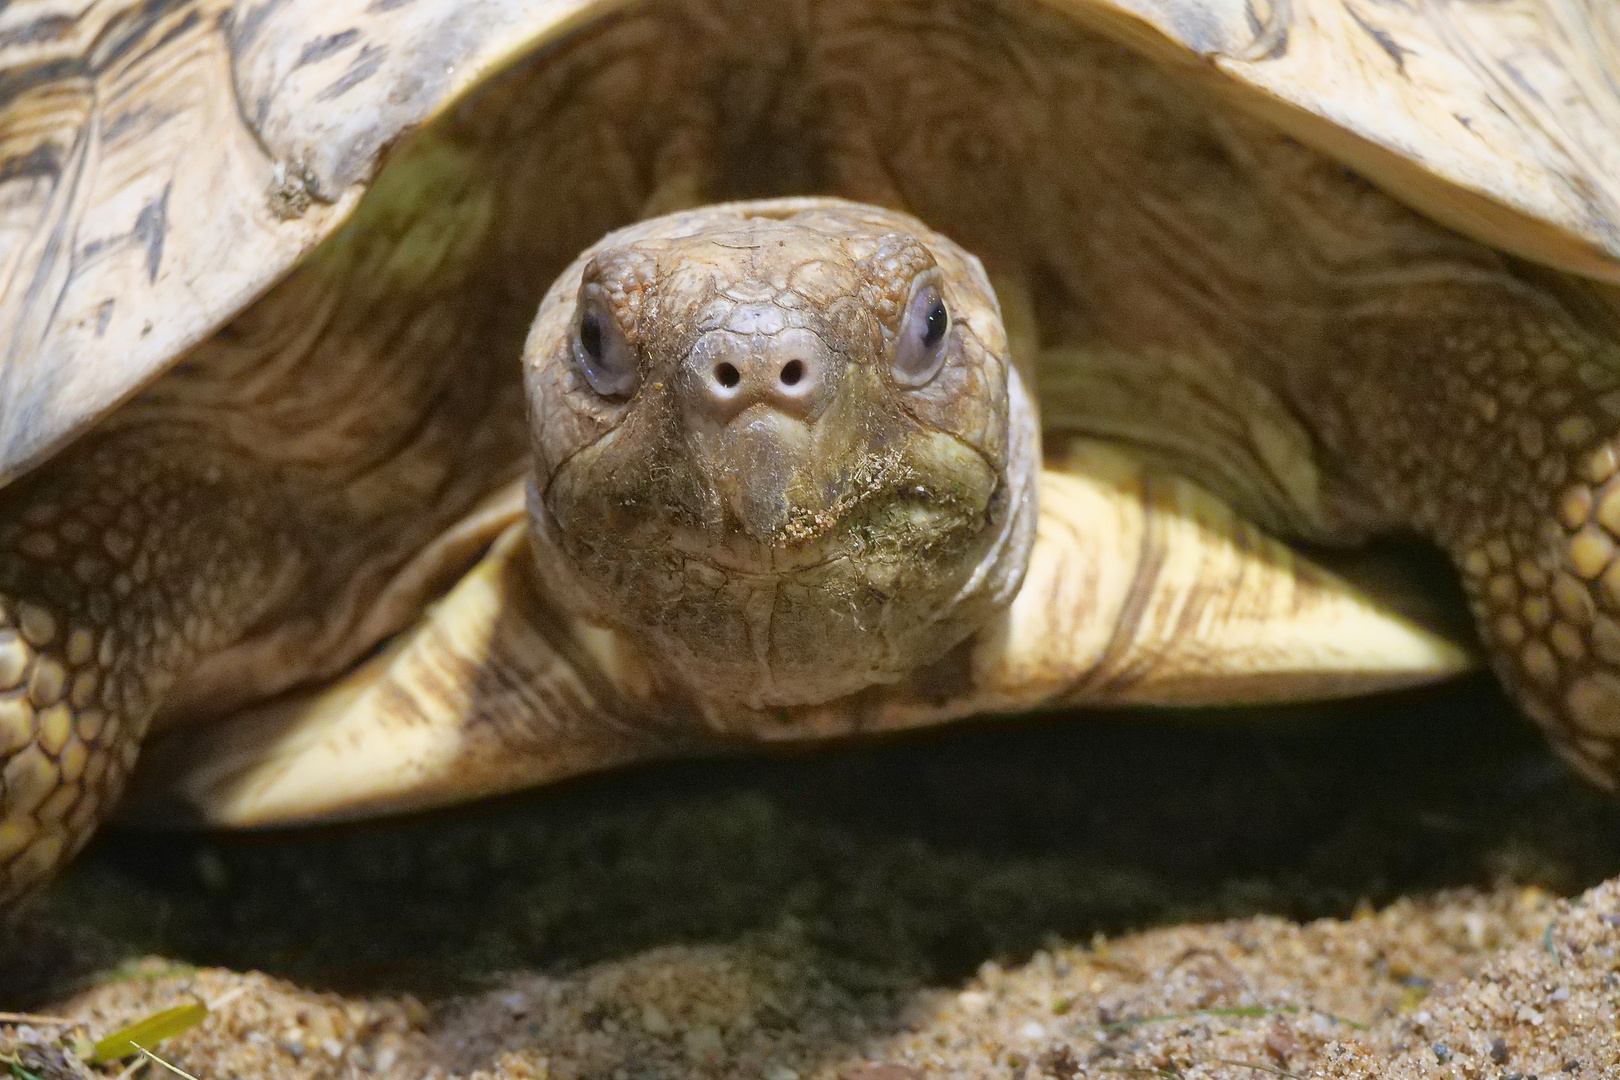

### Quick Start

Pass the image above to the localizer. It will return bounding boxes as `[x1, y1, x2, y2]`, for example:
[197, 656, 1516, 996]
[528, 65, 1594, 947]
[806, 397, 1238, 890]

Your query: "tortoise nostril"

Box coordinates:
[687, 329, 831, 422]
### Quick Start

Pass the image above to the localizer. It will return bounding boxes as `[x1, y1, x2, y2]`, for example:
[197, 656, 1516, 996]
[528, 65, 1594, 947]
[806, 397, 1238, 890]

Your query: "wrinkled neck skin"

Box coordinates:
[524, 199, 1037, 730]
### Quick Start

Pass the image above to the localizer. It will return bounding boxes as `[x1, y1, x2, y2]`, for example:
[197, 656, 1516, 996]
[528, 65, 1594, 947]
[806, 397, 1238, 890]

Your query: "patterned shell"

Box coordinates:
[1, 0, 1618, 487]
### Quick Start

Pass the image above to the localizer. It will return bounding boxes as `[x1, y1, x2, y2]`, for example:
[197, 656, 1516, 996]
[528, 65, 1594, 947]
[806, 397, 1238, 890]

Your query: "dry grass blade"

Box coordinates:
[0, 1014, 77, 1027]
[1208, 1059, 1305, 1079]
[130, 1042, 202, 1080]
[1087, 1006, 1368, 1034]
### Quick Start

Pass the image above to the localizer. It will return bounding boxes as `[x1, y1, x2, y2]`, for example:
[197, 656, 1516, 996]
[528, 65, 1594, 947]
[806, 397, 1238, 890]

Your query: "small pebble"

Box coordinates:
[956, 991, 989, 1015]
[641, 1005, 672, 1036]
[1264, 1020, 1299, 1063]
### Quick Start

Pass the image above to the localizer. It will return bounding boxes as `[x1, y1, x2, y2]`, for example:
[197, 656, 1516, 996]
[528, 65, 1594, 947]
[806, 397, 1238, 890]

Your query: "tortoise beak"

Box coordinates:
[708, 406, 818, 543]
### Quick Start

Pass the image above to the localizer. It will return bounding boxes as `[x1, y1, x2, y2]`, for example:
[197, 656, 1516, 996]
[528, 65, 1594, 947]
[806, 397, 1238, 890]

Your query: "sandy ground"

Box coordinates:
[5, 674, 1620, 1078]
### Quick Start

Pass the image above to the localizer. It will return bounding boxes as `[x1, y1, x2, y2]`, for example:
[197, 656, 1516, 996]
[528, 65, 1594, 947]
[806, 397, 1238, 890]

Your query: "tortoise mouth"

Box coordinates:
[617, 449, 1002, 578]
[529, 448, 1018, 710]
[537, 410, 1004, 607]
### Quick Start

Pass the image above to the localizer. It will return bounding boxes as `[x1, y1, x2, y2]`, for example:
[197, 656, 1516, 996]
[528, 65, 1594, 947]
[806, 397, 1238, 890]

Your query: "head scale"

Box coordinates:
[524, 199, 1036, 711]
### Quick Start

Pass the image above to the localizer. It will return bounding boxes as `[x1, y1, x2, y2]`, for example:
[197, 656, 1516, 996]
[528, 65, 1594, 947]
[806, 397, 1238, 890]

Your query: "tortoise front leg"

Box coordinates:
[0, 433, 302, 905]
[1321, 272, 1620, 789]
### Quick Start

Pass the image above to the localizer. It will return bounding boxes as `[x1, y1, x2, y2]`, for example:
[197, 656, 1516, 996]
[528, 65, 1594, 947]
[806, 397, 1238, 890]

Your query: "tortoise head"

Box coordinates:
[523, 200, 1037, 710]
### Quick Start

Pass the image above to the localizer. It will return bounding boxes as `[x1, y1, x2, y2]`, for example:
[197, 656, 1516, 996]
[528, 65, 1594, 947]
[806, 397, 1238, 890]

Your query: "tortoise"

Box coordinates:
[2, 0, 1620, 909]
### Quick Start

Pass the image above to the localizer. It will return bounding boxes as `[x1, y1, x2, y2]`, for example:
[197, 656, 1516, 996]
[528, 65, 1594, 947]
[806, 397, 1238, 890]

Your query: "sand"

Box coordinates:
[5, 674, 1620, 1078]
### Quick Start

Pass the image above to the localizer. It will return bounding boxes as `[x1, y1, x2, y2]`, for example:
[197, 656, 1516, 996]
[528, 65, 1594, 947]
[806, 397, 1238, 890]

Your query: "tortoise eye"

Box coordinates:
[892, 282, 950, 387]
[580, 312, 604, 360]
[574, 288, 638, 398]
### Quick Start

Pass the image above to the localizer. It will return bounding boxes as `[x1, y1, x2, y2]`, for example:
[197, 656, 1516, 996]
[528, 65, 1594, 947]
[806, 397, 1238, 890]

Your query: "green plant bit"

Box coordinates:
[90, 1003, 207, 1064]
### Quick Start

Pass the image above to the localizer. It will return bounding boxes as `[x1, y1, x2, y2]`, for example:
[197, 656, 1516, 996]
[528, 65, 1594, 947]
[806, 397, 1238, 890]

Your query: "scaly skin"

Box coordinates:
[1317, 268, 1620, 787]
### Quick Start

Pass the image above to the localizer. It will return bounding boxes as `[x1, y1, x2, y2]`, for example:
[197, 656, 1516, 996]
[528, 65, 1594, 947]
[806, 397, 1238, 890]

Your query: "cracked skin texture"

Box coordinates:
[6, 0, 1620, 914]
